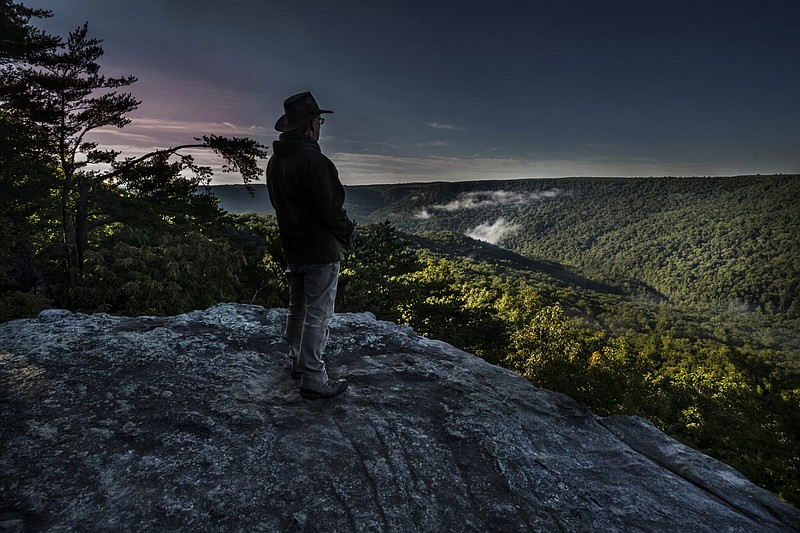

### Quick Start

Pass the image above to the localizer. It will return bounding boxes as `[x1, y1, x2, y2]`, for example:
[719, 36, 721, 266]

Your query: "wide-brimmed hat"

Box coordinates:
[274, 91, 333, 132]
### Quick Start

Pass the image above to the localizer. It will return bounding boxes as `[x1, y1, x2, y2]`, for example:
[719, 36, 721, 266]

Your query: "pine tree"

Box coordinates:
[0, 2, 268, 281]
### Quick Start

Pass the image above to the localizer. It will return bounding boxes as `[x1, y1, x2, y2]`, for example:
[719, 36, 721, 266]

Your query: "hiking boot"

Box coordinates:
[300, 379, 348, 400]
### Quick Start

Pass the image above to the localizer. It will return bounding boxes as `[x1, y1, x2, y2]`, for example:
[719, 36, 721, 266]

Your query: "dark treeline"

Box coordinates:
[2, 1, 798, 507]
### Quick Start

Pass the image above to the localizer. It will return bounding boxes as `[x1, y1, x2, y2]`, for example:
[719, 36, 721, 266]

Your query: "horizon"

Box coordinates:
[206, 172, 798, 188]
[24, 0, 800, 185]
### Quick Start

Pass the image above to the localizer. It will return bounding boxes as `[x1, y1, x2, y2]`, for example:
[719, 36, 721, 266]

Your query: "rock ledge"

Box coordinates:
[1, 303, 798, 532]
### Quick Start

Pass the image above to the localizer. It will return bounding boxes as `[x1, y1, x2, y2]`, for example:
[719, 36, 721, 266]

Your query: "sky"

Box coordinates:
[23, 0, 800, 185]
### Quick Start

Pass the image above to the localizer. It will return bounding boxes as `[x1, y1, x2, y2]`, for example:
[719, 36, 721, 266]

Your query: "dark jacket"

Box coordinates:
[267, 133, 354, 264]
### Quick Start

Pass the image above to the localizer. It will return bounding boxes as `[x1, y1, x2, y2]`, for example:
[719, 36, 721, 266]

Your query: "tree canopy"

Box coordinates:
[1, 0, 267, 308]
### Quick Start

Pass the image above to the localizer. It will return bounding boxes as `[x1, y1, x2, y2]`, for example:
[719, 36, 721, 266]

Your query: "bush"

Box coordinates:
[69, 229, 245, 316]
[0, 291, 52, 322]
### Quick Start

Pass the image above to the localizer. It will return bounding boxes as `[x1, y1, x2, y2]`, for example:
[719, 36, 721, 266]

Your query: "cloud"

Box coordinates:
[466, 218, 520, 245]
[425, 122, 466, 131]
[124, 116, 271, 138]
[429, 189, 563, 212]
[87, 129, 159, 144]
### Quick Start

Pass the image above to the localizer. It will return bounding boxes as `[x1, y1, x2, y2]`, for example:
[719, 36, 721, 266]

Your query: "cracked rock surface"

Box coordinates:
[1, 303, 798, 532]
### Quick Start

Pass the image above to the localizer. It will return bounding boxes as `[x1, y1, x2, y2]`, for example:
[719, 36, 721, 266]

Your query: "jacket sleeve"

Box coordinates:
[308, 155, 354, 248]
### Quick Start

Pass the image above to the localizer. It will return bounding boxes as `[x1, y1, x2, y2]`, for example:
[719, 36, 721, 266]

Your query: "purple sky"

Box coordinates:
[24, 0, 800, 184]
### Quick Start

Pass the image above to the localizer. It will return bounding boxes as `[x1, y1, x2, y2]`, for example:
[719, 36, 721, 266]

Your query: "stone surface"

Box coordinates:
[1, 303, 797, 532]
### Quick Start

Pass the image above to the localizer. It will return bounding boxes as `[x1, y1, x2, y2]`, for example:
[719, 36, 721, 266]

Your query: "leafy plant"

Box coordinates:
[70, 228, 244, 316]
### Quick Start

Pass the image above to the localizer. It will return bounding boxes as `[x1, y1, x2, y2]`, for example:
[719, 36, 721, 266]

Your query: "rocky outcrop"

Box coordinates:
[1, 303, 797, 532]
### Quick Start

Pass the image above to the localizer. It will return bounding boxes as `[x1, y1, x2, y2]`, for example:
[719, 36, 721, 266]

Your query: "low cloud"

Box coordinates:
[430, 189, 562, 212]
[123, 117, 270, 138]
[466, 218, 520, 245]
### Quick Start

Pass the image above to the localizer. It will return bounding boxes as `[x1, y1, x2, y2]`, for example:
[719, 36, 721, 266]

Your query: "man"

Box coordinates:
[267, 91, 354, 400]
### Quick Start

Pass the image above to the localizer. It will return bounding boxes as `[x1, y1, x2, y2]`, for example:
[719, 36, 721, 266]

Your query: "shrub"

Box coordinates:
[70, 230, 244, 316]
[0, 291, 52, 322]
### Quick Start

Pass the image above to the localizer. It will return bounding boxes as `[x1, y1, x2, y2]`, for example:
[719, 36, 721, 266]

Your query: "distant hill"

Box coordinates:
[203, 183, 399, 222]
[201, 185, 274, 216]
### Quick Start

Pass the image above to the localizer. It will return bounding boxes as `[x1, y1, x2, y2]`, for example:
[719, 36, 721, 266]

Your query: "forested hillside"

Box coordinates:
[354, 175, 800, 318]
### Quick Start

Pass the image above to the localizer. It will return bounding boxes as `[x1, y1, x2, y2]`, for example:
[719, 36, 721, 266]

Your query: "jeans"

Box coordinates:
[284, 262, 340, 388]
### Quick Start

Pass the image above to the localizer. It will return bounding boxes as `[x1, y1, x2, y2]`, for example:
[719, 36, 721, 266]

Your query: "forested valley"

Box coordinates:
[2, 1, 798, 508]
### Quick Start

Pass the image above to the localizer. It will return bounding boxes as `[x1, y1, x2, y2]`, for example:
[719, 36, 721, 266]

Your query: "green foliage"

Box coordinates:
[505, 303, 583, 387]
[0, 111, 55, 294]
[339, 221, 422, 321]
[200, 135, 268, 187]
[0, 291, 51, 322]
[222, 213, 287, 309]
[335, 227, 800, 506]
[392, 259, 509, 364]
[0, 1, 59, 62]
[0, 1, 59, 296]
[69, 227, 244, 316]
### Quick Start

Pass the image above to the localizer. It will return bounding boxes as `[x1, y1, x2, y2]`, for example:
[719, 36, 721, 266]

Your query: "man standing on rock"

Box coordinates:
[267, 91, 354, 400]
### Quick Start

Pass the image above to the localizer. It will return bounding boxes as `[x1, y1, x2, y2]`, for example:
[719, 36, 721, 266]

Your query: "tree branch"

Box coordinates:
[94, 143, 207, 184]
